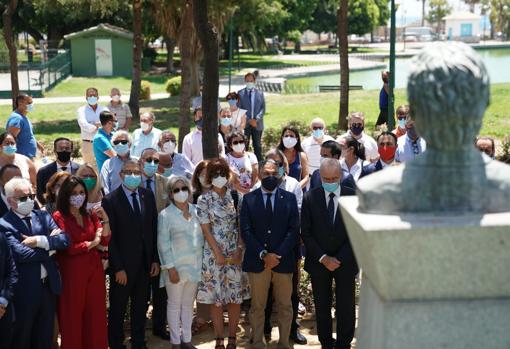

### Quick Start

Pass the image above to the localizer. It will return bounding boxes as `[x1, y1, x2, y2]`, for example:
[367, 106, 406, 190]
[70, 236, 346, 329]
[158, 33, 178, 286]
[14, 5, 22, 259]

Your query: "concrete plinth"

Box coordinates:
[339, 196, 510, 349]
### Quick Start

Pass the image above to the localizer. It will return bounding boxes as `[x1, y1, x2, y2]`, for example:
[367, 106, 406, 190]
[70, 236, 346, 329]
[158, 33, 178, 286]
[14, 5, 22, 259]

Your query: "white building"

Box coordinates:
[444, 12, 481, 42]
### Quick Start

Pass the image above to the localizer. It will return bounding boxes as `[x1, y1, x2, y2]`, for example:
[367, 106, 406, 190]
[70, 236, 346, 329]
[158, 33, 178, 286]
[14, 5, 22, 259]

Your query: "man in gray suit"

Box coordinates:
[238, 72, 266, 161]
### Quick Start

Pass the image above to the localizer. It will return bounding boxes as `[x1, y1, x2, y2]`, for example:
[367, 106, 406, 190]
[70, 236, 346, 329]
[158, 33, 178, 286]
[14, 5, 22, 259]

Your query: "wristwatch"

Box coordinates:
[260, 250, 268, 260]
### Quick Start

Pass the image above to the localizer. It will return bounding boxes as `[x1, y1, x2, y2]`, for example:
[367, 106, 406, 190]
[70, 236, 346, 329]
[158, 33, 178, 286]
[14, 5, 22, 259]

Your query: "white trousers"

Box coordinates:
[165, 280, 198, 345]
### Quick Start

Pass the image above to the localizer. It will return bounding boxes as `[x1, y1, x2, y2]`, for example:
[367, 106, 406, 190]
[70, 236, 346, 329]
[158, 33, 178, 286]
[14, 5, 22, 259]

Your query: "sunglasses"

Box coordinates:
[113, 140, 128, 145]
[123, 171, 141, 176]
[80, 174, 96, 179]
[172, 186, 189, 194]
[17, 194, 35, 202]
[397, 115, 407, 120]
[312, 126, 323, 130]
[232, 140, 245, 145]
[351, 123, 363, 128]
[145, 158, 160, 164]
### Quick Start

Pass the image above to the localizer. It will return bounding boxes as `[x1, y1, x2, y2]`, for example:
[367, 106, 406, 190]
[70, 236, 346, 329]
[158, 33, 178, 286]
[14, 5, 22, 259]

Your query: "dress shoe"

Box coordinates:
[181, 342, 198, 349]
[153, 329, 171, 340]
[290, 330, 308, 345]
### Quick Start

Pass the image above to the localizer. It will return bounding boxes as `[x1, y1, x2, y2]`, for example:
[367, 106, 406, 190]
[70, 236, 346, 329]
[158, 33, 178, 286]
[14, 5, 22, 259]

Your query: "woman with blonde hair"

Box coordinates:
[76, 163, 103, 211]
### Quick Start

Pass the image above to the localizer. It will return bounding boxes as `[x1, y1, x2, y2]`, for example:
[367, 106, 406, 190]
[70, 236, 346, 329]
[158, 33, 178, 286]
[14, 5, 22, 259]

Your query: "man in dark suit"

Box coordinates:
[238, 72, 265, 160]
[0, 230, 18, 348]
[102, 159, 160, 349]
[310, 140, 356, 195]
[0, 177, 69, 349]
[0, 164, 23, 217]
[301, 158, 358, 349]
[241, 159, 300, 349]
[36, 137, 79, 204]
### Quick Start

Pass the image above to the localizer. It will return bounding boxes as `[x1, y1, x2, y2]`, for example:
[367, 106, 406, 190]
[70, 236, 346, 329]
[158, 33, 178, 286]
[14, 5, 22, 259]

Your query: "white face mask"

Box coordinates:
[173, 190, 189, 203]
[211, 176, 228, 188]
[282, 136, 298, 149]
[111, 95, 121, 102]
[16, 198, 34, 216]
[232, 143, 245, 153]
[140, 122, 151, 132]
[162, 141, 176, 154]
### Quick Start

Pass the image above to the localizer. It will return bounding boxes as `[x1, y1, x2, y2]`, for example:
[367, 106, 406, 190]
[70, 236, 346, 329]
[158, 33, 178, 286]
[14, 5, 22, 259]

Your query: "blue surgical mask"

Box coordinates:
[227, 99, 237, 106]
[26, 103, 34, 112]
[114, 143, 129, 156]
[322, 181, 339, 193]
[398, 119, 406, 129]
[312, 129, 324, 139]
[123, 174, 141, 190]
[246, 82, 255, 90]
[144, 161, 158, 177]
[87, 96, 98, 106]
[278, 166, 285, 177]
[3, 145, 17, 155]
[220, 117, 232, 126]
[162, 167, 173, 177]
[195, 119, 204, 129]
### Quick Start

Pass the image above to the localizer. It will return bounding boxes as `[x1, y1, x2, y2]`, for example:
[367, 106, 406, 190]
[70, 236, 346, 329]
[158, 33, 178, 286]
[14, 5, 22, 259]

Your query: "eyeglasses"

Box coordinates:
[232, 140, 245, 145]
[17, 194, 35, 202]
[312, 126, 324, 130]
[80, 174, 96, 179]
[145, 158, 160, 164]
[123, 171, 141, 176]
[172, 186, 189, 194]
[113, 140, 128, 145]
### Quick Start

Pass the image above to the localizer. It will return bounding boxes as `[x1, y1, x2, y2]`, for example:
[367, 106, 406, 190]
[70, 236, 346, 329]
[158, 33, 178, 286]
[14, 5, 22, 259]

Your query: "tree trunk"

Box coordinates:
[337, 0, 349, 131]
[193, 0, 219, 160]
[178, 0, 194, 152]
[421, 0, 426, 26]
[3, 0, 19, 109]
[129, 0, 143, 119]
[164, 35, 176, 73]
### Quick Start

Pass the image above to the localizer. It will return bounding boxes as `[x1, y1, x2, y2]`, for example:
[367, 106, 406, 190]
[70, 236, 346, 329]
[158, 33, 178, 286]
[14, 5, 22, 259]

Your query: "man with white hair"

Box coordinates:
[301, 158, 358, 349]
[101, 130, 135, 194]
[301, 117, 334, 174]
[337, 111, 379, 163]
[157, 130, 195, 179]
[131, 111, 162, 158]
[0, 177, 69, 349]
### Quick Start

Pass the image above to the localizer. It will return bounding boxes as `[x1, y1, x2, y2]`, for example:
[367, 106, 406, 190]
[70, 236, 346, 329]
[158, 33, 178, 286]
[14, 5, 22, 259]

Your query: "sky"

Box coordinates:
[397, 0, 471, 26]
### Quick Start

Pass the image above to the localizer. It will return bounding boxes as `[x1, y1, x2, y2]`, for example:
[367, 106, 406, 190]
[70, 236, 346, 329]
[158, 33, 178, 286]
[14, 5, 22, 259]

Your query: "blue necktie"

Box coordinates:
[131, 192, 141, 217]
[328, 192, 335, 224]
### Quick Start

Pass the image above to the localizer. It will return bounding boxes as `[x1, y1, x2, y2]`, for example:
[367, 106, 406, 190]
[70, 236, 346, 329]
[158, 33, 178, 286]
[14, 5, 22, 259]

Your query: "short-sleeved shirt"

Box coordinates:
[130, 127, 162, 158]
[93, 128, 113, 171]
[107, 102, 132, 129]
[227, 152, 258, 189]
[6, 111, 37, 158]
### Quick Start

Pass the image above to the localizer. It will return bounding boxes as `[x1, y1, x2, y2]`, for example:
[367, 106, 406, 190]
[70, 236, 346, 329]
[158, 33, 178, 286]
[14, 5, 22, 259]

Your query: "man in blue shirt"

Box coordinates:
[93, 111, 117, 171]
[6, 93, 44, 159]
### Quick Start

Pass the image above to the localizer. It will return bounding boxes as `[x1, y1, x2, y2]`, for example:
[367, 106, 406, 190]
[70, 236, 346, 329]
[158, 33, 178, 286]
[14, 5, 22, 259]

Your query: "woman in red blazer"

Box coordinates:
[53, 175, 110, 349]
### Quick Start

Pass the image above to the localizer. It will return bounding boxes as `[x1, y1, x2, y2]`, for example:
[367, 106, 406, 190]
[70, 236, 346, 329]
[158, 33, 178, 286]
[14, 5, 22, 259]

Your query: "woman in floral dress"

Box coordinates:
[196, 158, 243, 349]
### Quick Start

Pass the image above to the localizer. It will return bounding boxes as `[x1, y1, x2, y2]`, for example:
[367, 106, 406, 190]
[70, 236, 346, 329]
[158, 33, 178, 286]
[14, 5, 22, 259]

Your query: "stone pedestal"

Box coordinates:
[339, 196, 510, 349]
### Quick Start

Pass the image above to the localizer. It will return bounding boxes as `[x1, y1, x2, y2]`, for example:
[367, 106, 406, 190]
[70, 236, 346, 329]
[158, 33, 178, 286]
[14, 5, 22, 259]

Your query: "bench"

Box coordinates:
[319, 85, 363, 92]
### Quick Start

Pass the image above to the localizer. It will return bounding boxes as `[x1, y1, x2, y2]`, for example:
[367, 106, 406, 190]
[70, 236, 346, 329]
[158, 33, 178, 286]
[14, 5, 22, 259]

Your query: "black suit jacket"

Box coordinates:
[0, 232, 17, 322]
[301, 186, 358, 275]
[36, 161, 79, 204]
[102, 186, 158, 275]
[310, 169, 357, 195]
[0, 197, 8, 218]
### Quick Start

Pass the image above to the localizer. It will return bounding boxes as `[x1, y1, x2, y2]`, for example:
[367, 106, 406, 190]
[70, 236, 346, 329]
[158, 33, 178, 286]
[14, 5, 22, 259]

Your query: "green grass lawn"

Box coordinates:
[44, 75, 171, 97]
[1, 84, 509, 145]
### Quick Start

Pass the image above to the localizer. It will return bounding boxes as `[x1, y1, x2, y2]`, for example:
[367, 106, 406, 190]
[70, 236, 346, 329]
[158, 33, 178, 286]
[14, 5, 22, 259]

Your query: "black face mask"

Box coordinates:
[261, 176, 279, 191]
[56, 151, 71, 163]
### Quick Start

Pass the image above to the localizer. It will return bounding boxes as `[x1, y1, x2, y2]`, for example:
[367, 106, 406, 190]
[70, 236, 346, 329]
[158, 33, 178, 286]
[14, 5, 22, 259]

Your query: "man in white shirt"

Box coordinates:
[77, 87, 107, 167]
[395, 118, 427, 163]
[337, 111, 379, 163]
[301, 117, 334, 174]
[131, 111, 162, 158]
[182, 108, 225, 165]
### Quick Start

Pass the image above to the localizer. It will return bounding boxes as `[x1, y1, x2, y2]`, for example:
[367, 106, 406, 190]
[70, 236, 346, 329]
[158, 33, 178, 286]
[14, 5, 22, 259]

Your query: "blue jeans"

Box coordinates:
[244, 124, 263, 161]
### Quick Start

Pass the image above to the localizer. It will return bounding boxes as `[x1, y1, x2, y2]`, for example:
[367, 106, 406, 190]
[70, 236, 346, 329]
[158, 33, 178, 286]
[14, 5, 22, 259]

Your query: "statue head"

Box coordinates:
[407, 42, 490, 152]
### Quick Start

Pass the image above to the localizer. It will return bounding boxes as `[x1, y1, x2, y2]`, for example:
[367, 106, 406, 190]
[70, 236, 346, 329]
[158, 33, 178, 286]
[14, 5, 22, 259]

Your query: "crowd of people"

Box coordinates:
[0, 72, 498, 349]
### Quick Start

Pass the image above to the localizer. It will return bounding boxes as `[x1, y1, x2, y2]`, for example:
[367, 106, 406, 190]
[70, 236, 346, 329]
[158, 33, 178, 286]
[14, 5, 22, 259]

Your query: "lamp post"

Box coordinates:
[387, 0, 397, 131]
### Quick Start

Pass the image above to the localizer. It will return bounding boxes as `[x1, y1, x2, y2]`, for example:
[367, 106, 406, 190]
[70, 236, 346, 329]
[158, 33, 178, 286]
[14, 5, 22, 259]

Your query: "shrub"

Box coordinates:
[497, 135, 510, 164]
[140, 80, 151, 100]
[165, 76, 181, 96]
[262, 120, 310, 153]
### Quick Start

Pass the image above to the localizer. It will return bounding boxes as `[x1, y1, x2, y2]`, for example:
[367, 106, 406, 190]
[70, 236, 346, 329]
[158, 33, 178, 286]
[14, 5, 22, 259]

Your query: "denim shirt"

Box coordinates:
[157, 203, 204, 286]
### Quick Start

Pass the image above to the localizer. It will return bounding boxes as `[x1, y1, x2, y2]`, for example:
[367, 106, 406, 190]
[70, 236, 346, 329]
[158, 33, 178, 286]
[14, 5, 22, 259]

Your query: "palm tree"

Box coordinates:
[419, 0, 426, 26]
[2, 0, 19, 108]
[129, 0, 143, 119]
[338, 0, 349, 131]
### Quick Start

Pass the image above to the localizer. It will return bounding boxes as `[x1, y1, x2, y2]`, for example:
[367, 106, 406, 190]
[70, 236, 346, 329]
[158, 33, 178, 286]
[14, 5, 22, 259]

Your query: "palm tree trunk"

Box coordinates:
[337, 0, 349, 131]
[193, 0, 219, 160]
[129, 0, 143, 119]
[164, 35, 176, 73]
[3, 0, 19, 109]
